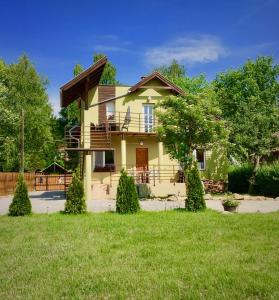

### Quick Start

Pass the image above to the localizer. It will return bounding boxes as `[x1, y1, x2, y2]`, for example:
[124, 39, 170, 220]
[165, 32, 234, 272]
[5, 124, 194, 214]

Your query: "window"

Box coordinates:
[93, 150, 115, 172]
[196, 149, 206, 170]
[106, 102, 115, 121]
[143, 104, 154, 132]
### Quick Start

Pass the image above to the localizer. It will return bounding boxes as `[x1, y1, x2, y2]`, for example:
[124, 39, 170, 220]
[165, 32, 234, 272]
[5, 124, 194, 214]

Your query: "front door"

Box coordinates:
[136, 148, 149, 183]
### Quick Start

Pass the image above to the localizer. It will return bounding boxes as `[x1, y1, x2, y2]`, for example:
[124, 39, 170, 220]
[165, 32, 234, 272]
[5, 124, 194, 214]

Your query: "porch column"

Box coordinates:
[158, 141, 163, 183]
[84, 153, 92, 201]
[121, 139, 126, 169]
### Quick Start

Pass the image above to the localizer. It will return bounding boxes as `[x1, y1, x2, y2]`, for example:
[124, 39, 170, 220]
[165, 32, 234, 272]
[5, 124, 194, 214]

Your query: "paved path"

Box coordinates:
[0, 191, 279, 215]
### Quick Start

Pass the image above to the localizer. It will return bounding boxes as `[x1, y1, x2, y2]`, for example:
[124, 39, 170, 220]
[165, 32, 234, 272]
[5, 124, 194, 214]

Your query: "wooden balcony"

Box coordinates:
[64, 111, 157, 150]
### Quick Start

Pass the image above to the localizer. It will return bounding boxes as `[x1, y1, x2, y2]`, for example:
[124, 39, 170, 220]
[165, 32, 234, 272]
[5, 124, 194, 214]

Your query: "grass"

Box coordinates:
[0, 210, 278, 299]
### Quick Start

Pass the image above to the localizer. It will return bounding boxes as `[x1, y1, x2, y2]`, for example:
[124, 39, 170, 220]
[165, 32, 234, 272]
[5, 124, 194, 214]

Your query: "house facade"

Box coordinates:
[60, 57, 228, 200]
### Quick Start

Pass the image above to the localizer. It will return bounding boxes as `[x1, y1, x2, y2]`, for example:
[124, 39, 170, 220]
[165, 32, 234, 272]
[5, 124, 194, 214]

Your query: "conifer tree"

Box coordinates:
[185, 162, 206, 212]
[64, 170, 86, 214]
[9, 174, 32, 216]
[116, 169, 140, 214]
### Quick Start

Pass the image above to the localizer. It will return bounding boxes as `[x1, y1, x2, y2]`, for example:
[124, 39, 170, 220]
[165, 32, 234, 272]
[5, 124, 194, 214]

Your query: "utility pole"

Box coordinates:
[20, 108, 24, 174]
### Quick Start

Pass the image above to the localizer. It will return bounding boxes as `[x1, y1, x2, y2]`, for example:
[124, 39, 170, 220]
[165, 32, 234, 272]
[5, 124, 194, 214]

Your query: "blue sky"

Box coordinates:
[0, 0, 278, 114]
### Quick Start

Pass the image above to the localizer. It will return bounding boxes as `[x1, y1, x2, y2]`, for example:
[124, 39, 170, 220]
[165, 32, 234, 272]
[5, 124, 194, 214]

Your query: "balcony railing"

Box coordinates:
[100, 111, 157, 133]
[64, 111, 157, 149]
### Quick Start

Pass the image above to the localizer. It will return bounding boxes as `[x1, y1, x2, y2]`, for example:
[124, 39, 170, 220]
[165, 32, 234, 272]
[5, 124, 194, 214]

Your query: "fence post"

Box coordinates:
[173, 165, 175, 186]
[110, 166, 112, 188]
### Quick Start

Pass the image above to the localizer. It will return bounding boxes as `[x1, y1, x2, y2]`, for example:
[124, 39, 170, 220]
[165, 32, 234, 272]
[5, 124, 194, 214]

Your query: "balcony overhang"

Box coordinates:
[60, 57, 107, 108]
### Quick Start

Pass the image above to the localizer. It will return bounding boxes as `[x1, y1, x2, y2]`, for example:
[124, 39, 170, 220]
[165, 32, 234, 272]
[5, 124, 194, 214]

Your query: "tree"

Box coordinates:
[185, 162, 206, 211]
[93, 53, 118, 85]
[64, 170, 86, 214]
[155, 90, 227, 211]
[9, 174, 32, 216]
[155, 59, 186, 79]
[116, 169, 140, 214]
[0, 55, 55, 171]
[214, 56, 279, 190]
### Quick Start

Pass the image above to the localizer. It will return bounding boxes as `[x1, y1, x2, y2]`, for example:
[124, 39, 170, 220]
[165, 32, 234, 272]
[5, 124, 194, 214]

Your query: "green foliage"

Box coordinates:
[64, 171, 86, 214]
[8, 174, 31, 216]
[93, 53, 118, 85]
[155, 60, 209, 94]
[116, 169, 140, 214]
[185, 163, 206, 212]
[155, 59, 186, 79]
[0, 55, 55, 171]
[214, 56, 279, 167]
[228, 164, 253, 194]
[254, 162, 279, 197]
[222, 199, 239, 207]
[156, 91, 227, 170]
[136, 183, 151, 199]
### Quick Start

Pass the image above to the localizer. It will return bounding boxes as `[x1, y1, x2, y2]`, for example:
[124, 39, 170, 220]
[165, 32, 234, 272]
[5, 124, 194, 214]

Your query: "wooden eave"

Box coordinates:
[129, 71, 185, 95]
[60, 57, 107, 108]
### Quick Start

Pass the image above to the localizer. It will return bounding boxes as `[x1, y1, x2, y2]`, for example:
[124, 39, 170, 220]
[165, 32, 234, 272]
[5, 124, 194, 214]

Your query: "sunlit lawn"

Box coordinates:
[0, 210, 278, 299]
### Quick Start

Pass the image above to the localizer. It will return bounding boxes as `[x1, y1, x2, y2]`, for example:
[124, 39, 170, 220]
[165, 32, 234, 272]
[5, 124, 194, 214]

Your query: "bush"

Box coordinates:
[136, 183, 151, 199]
[64, 171, 86, 214]
[185, 163, 206, 212]
[116, 169, 140, 214]
[228, 164, 253, 194]
[253, 162, 279, 197]
[9, 174, 32, 216]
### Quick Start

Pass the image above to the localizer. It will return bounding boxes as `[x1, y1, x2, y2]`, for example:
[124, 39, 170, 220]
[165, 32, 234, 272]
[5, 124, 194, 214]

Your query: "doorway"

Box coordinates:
[136, 148, 149, 183]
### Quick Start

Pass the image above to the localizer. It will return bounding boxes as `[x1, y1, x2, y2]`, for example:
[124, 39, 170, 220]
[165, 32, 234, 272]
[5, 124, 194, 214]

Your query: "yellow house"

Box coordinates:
[60, 57, 227, 200]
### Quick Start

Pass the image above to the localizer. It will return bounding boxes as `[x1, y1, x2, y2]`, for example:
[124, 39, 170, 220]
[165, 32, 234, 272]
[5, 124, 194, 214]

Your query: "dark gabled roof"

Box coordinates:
[129, 71, 185, 95]
[60, 57, 107, 107]
[41, 162, 69, 174]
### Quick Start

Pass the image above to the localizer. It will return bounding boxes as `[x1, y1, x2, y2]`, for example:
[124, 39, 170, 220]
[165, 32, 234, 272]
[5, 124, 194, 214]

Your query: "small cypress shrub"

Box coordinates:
[9, 174, 32, 216]
[116, 169, 140, 214]
[64, 171, 86, 214]
[185, 162, 206, 212]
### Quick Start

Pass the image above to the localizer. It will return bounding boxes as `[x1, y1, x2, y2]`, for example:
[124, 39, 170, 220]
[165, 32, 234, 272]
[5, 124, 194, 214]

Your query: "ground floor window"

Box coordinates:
[195, 149, 206, 170]
[93, 150, 115, 172]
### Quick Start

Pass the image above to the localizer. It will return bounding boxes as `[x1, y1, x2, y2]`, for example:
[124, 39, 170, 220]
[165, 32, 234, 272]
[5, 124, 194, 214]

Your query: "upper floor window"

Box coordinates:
[106, 102, 115, 121]
[143, 104, 154, 133]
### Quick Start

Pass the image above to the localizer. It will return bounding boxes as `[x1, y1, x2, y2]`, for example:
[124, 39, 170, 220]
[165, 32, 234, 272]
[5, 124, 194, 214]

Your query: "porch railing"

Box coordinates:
[93, 164, 187, 186]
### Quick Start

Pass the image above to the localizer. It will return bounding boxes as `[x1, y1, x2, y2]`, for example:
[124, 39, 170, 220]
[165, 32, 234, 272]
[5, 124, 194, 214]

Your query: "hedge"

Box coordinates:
[253, 162, 279, 197]
[228, 162, 279, 197]
[228, 164, 253, 194]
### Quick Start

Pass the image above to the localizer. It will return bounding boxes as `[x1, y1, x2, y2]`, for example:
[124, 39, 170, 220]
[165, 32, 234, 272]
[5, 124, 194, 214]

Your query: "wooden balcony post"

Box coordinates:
[139, 113, 141, 132]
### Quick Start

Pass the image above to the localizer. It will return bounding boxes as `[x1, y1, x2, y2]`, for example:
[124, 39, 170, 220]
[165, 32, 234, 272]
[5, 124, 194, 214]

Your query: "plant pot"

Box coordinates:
[223, 205, 237, 212]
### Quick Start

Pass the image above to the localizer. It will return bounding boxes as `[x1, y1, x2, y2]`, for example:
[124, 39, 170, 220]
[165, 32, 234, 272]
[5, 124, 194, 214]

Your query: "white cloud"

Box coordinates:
[144, 34, 228, 66]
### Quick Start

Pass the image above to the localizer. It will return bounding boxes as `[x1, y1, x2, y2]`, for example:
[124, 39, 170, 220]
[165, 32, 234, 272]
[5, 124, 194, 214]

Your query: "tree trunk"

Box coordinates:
[248, 155, 260, 194]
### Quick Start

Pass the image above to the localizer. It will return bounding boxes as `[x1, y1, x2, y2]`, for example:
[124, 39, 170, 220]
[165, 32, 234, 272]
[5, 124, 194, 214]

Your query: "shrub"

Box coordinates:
[64, 171, 86, 214]
[9, 174, 32, 216]
[222, 199, 239, 207]
[136, 183, 151, 199]
[185, 163, 206, 212]
[228, 164, 253, 194]
[116, 169, 140, 214]
[253, 162, 279, 197]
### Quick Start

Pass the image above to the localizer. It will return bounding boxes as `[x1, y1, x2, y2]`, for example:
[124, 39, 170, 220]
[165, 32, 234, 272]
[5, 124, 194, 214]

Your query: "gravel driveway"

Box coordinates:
[0, 191, 279, 215]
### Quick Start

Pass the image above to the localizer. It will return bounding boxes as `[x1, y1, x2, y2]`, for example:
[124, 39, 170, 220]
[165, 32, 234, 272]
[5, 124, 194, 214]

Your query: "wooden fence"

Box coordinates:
[0, 172, 35, 196]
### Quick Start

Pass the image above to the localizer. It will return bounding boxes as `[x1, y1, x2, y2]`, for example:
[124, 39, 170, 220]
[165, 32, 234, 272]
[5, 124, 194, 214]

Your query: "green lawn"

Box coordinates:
[0, 211, 278, 299]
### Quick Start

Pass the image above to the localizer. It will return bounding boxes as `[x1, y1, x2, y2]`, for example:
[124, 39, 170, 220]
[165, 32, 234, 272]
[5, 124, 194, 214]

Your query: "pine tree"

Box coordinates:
[116, 169, 140, 214]
[64, 170, 86, 214]
[9, 174, 32, 216]
[185, 162, 206, 212]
